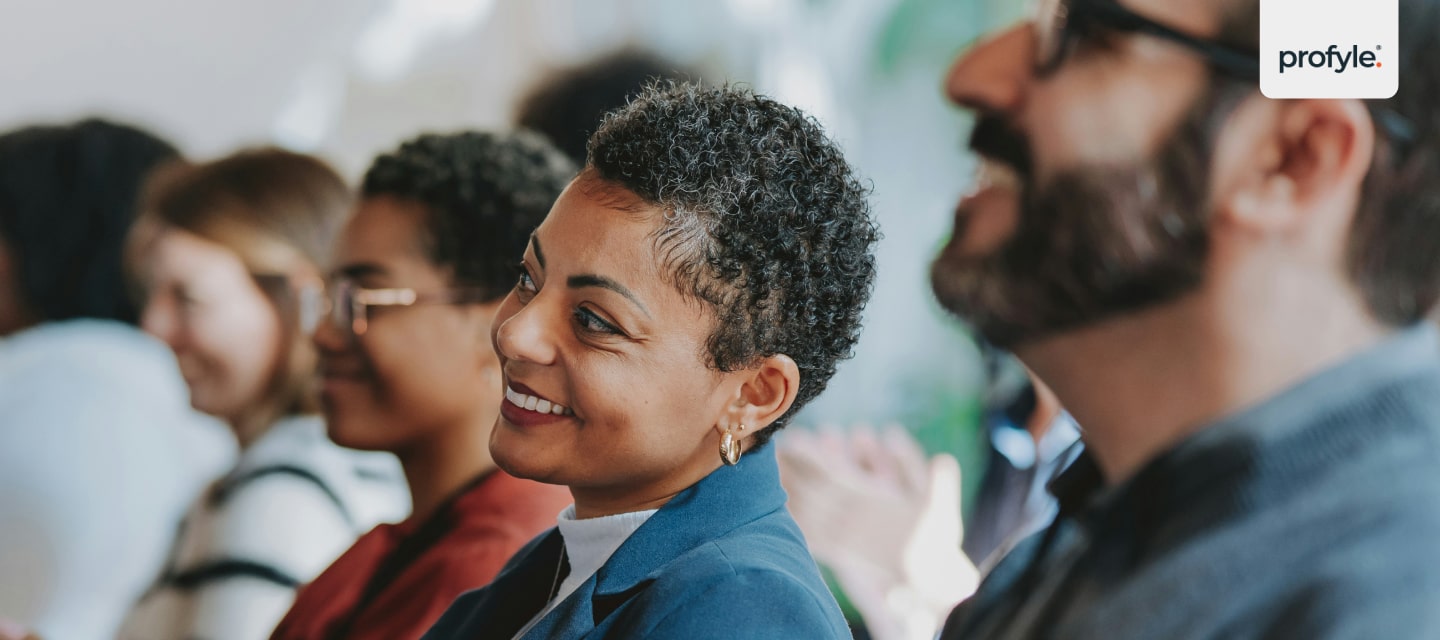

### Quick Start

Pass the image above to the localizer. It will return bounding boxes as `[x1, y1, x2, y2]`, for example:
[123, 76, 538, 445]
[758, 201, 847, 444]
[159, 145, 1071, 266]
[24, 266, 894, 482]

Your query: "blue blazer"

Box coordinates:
[421, 444, 851, 639]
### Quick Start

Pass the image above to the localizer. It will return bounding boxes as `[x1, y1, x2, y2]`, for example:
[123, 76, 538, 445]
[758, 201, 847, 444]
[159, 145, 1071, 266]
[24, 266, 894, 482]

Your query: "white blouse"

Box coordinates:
[117, 416, 409, 640]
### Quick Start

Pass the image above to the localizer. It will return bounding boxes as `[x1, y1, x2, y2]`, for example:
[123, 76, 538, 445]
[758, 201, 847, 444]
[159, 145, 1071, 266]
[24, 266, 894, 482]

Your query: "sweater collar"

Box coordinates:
[1053, 323, 1440, 530]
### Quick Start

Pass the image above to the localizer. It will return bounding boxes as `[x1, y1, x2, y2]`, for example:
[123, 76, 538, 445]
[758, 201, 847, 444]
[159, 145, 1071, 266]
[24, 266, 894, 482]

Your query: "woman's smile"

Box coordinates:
[500, 379, 576, 427]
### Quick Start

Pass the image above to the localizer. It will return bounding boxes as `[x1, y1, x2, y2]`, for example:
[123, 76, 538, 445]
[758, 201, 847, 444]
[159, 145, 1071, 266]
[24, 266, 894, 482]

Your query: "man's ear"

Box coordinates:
[713, 354, 801, 440]
[1211, 97, 1374, 237]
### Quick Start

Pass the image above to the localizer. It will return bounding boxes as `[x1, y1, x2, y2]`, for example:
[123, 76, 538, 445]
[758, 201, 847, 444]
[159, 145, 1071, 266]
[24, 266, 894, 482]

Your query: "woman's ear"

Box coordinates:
[714, 354, 801, 440]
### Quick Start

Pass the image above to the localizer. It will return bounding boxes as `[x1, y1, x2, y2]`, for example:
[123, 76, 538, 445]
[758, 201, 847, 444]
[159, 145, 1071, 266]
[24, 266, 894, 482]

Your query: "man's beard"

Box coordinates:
[931, 104, 1220, 349]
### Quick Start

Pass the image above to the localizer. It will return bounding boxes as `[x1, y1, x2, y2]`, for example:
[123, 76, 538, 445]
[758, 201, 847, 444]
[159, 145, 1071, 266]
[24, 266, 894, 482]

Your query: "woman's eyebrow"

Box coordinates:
[568, 274, 651, 319]
[530, 233, 545, 268]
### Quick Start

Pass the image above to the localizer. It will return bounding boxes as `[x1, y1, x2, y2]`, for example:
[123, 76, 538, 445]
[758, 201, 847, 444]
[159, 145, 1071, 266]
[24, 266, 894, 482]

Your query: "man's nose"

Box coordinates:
[945, 23, 1038, 115]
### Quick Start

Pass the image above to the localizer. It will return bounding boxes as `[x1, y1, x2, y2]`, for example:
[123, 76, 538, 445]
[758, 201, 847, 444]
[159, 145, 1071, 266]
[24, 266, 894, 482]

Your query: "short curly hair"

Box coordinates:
[587, 82, 879, 446]
[362, 130, 576, 300]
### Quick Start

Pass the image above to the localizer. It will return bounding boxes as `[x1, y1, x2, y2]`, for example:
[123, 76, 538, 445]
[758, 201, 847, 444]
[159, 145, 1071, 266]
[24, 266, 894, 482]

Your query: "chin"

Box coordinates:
[490, 434, 566, 486]
[323, 413, 388, 452]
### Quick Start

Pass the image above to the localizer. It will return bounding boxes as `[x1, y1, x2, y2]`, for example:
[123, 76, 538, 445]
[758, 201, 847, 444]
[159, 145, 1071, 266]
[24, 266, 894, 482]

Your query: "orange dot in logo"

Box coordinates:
[1377, 62, 1383, 67]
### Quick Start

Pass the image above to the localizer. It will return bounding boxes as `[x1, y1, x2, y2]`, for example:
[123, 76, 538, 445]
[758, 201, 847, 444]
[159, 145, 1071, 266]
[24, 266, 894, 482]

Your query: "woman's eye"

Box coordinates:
[514, 264, 538, 301]
[574, 308, 622, 336]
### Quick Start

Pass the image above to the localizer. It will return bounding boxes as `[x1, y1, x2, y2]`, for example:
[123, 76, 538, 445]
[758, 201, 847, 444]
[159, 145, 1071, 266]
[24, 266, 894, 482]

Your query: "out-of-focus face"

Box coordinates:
[931, 0, 1233, 347]
[313, 196, 502, 454]
[489, 179, 747, 510]
[141, 228, 284, 423]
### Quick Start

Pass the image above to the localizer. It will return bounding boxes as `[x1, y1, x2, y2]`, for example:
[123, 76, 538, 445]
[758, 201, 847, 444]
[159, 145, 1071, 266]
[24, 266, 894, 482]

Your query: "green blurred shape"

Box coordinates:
[874, 0, 1029, 77]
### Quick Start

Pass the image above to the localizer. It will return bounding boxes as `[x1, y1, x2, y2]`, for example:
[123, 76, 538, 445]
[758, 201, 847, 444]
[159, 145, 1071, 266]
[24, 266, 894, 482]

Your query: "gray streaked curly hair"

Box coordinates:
[586, 82, 880, 446]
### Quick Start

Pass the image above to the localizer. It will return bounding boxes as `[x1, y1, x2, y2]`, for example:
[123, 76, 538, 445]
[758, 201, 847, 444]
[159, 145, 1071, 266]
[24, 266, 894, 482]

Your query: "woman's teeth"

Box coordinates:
[505, 386, 572, 416]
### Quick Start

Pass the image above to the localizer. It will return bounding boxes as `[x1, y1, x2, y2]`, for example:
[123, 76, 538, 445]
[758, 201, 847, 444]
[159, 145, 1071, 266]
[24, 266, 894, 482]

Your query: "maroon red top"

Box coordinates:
[270, 470, 570, 640]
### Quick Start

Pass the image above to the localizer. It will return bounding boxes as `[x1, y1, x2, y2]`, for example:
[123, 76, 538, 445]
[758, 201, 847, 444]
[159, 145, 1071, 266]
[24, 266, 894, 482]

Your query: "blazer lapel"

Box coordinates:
[590, 446, 789, 603]
[467, 529, 566, 640]
[521, 573, 601, 639]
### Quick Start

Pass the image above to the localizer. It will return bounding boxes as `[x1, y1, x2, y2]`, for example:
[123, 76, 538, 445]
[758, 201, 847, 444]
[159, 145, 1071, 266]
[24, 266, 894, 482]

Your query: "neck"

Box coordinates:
[571, 456, 721, 520]
[396, 410, 498, 523]
[1017, 277, 1389, 485]
[230, 407, 280, 450]
[1024, 375, 1063, 443]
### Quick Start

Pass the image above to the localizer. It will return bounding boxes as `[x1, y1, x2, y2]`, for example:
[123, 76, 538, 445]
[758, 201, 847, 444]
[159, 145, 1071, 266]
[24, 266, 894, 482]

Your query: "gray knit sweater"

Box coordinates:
[943, 325, 1440, 639]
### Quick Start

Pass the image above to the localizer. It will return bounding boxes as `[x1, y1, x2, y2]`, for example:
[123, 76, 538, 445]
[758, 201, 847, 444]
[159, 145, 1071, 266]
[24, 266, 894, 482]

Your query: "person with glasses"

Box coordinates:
[927, 0, 1440, 637]
[268, 131, 573, 640]
[118, 149, 409, 640]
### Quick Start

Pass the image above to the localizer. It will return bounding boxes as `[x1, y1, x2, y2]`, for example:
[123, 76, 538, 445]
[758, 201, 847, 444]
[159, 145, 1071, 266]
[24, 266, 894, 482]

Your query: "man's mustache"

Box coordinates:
[968, 115, 1033, 181]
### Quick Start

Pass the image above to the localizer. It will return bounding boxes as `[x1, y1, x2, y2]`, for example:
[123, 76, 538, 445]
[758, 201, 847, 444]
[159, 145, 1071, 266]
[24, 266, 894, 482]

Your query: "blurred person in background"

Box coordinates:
[0, 119, 233, 640]
[934, 0, 1440, 636]
[779, 347, 1082, 640]
[118, 149, 408, 640]
[514, 50, 694, 168]
[423, 82, 875, 640]
[270, 130, 573, 640]
[958, 346, 1081, 568]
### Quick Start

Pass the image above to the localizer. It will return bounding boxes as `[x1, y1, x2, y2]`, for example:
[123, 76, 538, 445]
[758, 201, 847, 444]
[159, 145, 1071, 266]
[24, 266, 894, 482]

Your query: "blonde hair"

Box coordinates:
[129, 148, 350, 443]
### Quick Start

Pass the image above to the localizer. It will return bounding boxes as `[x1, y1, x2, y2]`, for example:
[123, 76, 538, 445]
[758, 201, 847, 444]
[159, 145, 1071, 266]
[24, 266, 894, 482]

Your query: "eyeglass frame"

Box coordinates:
[325, 279, 493, 337]
[1033, 0, 1418, 150]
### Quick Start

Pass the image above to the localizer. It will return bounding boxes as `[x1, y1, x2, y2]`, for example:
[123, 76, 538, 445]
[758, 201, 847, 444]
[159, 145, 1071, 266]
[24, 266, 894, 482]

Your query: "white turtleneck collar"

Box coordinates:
[513, 505, 658, 639]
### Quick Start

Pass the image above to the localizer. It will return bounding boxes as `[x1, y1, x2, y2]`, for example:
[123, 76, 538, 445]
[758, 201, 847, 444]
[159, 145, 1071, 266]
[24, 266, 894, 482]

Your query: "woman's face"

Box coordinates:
[314, 196, 502, 454]
[141, 229, 284, 424]
[490, 180, 748, 513]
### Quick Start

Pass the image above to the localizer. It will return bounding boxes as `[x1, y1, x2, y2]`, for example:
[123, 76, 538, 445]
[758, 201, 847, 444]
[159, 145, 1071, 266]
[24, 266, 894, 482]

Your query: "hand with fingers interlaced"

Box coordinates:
[778, 425, 979, 640]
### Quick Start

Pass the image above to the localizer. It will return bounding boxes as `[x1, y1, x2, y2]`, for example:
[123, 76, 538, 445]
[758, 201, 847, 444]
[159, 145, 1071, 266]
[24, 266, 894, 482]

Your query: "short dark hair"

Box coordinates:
[0, 119, 179, 325]
[1221, 0, 1440, 324]
[587, 82, 879, 446]
[361, 130, 576, 300]
[515, 51, 693, 166]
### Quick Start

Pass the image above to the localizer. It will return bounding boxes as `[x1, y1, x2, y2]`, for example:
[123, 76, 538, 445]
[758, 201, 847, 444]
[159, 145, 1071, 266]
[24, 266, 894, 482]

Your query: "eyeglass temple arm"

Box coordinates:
[1120, 12, 1417, 145]
[1114, 12, 1261, 79]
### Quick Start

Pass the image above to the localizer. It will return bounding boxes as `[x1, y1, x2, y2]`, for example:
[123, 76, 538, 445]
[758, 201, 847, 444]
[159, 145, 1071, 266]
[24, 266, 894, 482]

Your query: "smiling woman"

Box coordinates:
[422, 82, 879, 640]
[119, 149, 410, 640]
[269, 130, 575, 640]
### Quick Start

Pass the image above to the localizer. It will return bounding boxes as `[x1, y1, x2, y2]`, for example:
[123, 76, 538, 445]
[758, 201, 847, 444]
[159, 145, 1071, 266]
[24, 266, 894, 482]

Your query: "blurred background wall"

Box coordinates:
[0, 0, 1026, 503]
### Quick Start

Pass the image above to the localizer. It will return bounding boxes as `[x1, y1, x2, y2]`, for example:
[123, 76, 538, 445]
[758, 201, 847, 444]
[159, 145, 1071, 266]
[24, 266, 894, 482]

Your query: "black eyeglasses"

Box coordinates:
[1034, 0, 1417, 151]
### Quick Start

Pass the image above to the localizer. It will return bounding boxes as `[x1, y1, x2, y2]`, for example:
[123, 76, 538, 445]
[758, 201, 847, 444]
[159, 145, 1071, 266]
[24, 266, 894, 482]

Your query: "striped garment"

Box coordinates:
[117, 416, 409, 640]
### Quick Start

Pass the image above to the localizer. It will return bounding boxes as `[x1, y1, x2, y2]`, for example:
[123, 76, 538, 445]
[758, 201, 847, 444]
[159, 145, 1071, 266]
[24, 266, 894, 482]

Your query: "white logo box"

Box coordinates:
[1261, 0, 1398, 99]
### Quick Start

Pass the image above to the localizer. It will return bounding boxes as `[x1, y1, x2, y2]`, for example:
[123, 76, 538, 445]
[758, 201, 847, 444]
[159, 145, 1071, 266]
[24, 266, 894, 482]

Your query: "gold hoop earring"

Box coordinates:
[720, 430, 743, 466]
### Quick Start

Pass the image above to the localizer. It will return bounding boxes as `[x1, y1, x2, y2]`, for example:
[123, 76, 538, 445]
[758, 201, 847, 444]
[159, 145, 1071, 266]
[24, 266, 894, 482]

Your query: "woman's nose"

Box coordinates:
[493, 296, 559, 367]
[311, 310, 349, 353]
[140, 296, 184, 351]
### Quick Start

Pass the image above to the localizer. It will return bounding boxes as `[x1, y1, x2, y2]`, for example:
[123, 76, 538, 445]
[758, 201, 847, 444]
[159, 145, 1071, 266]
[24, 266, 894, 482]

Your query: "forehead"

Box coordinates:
[150, 228, 246, 281]
[534, 180, 699, 310]
[335, 196, 430, 264]
[536, 181, 661, 272]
